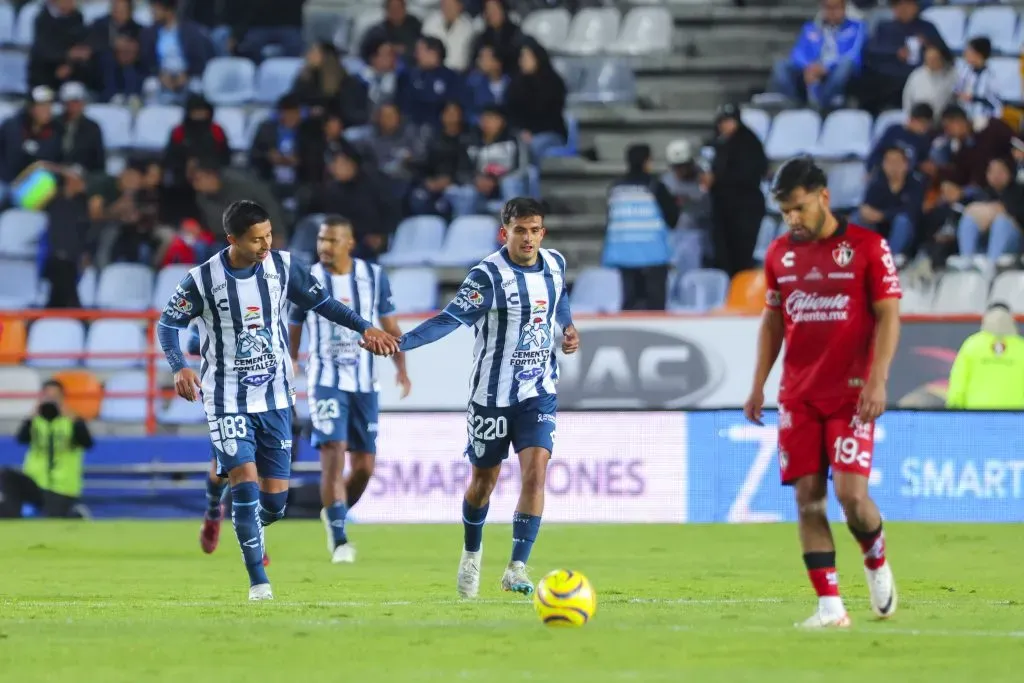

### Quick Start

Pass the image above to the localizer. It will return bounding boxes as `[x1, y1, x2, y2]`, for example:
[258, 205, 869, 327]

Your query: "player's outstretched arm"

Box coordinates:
[399, 269, 493, 352]
[398, 313, 462, 352]
[158, 275, 204, 402]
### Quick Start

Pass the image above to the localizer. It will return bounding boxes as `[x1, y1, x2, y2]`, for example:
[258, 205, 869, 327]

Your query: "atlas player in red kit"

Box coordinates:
[745, 157, 901, 629]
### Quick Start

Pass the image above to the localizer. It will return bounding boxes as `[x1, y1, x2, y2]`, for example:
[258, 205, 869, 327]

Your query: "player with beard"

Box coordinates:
[744, 157, 902, 628]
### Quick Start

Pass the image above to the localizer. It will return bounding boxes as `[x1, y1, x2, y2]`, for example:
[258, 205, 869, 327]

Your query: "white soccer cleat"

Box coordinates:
[865, 562, 897, 619]
[331, 543, 356, 564]
[500, 560, 534, 596]
[248, 583, 274, 601]
[457, 546, 482, 598]
[796, 608, 851, 629]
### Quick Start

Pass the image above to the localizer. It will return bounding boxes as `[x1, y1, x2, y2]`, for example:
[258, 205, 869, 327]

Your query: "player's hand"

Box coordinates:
[396, 370, 412, 399]
[360, 327, 400, 356]
[743, 388, 765, 426]
[561, 325, 580, 354]
[857, 378, 887, 424]
[174, 368, 202, 402]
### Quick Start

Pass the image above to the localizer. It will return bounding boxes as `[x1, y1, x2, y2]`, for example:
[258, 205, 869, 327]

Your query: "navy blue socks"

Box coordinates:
[462, 499, 489, 552]
[257, 490, 288, 527]
[230, 482, 268, 586]
[511, 512, 541, 564]
[325, 502, 349, 547]
[206, 477, 227, 519]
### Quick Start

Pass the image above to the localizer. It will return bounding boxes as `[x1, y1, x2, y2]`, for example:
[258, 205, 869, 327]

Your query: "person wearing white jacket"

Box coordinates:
[422, 0, 475, 71]
[902, 41, 957, 121]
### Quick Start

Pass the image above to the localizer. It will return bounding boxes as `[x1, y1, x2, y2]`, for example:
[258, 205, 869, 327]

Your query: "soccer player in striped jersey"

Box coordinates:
[157, 200, 399, 601]
[398, 197, 579, 599]
[288, 216, 411, 564]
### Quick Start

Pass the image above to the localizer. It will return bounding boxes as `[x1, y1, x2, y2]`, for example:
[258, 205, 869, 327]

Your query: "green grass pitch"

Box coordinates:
[1, 521, 1022, 682]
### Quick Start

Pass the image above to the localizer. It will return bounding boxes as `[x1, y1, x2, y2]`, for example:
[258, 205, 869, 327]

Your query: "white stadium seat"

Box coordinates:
[561, 8, 621, 55]
[933, 271, 989, 314]
[255, 57, 304, 105]
[0, 366, 41, 419]
[922, 6, 966, 52]
[741, 108, 771, 144]
[202, 57, 256, 106]
[0, 209, 47, 258]
[85, 104, 134, 149]
[570, 267, 623, 314]
[989, 270, 1024, 312]
[84, 320, 146, 369]
[429, 215, 499, 267]
[387, 267, 439, 314]
[668, 268, 730, 313]
[764, 109, 821, 160]
[521, 8, 571, 50]
[609, 7, 673, 55]
[379, 216, 448, 267]
[0, 258, 38, 308]
[872, 109, 905, 144]
[26, 318, 86, 368]
[133, 105, 183, 150]
[99, 371, 148, 422]
[965, 6, 1019, 55]
[151, 264, 193, 311]
[817, 109, 872, 159]
[95, 264, 154, 310]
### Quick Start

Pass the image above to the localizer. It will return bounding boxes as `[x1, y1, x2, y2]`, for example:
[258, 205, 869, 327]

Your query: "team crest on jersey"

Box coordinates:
[510, 317, 551, 381]
[234, 322, 277, 383]
[832, 242, 854, 267]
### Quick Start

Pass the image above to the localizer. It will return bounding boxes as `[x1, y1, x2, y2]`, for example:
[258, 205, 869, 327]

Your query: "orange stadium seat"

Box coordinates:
[725, 269, 767, 313]
[0, 317, 27, 364]
[51, 369, 103, 421]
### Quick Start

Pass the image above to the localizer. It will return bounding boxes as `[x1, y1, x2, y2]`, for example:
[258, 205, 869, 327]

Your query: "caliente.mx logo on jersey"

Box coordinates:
[510, 315, 551, 381]
[235, 306, 276, 386]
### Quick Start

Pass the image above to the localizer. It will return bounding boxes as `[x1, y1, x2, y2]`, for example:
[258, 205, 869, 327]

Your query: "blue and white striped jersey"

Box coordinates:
[290, 259, 396, 393]
[444, 247, 570, 408]
[159, 249, 339, 418]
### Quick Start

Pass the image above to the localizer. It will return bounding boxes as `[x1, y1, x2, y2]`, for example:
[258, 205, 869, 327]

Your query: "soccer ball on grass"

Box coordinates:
[532, 569, 597, 627]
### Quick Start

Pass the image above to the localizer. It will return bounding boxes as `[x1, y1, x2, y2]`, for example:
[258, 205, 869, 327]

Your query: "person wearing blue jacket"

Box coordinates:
[396, 36, 462, 133]
[769, 0, 866, 109]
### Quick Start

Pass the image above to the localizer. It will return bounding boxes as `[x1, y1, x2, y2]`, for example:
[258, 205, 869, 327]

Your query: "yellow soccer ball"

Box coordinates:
[532, 569, 597, 627]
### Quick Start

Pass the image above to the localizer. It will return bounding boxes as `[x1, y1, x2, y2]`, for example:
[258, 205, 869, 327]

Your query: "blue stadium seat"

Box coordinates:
[562, 8, 621, 55]
[0, 3, 14, 44]
[0, 209, 47, 258]
[84, 320, 146, 369]
[13, 1, 39, 47]
[214, 106, 247, 150]
[827, 162, 867, 210]
[387, 267, 439, 314]
[133, 105, 183, 150]
[254, 57, 304, 105]
[151, 264, 193, 311]
[988, 57, 1021, 101]
[570, 267, 623, 314]
[965, 6, 1018, 55]
[429, 215, 499, 266]
[765, 109, 821, 160]
[379, 215, 448, 267]
[26, 318, 86, 368]
[0, 50, 27, 95]
[872, 109, 905, 144]
[521, 8, 571, 51]
[78, 266, 98, 307]
[202, 57, 256, 106]
[609, 7, 673, 55]
[158, 396, 206, 425]
[95, 263, 154, 310]
[741, 108, 771, 144]
[99, 371, 148, 422]
[0, 258, 38, 308]
[921, 6, 966, 52]
[668, 268, 730, 313]
[816, 109, 872, 159]
[85, 103, 133, 149]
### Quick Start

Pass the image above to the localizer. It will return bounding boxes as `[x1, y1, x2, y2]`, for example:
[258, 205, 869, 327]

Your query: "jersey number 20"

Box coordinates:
[470, 415, 508, 441]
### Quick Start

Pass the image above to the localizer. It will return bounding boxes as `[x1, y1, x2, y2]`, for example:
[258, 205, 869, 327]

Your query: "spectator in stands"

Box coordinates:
[854, 146, 924, 264]
[661, 139, 711, 232]
[422, 0, 475, 72]
[180, 0, 233, 55]
[953, 37, 1002, 124]
[232, 0, 307, 62]
[902, 41, 955, 122]
[57, 82, 106, 176]
[162, 93, 231, 189]
[295, 104, 371, 194]
[44, 169, 90, 307]
[954, 157, 1024, 274]
[249, 94, 304, 203]
[361, 37, 402, 109]
[707, 103, 767, 277]
[602, 143, 678, 311]
[28, 0, 93, 90]
[161, 217, 216, 266]
[292, 42, 371, 127]
[87, 0, 142, 55]
[190, 156, 289, 245]
[946, 302, 1024, 410]
[463, 44, 509, 125]
[86, 160, 167, 269]
[361, 0, 423, 60]
[97, 27, 145, 105]
[470, 0, 523, 75]
[366, 101, 424, 201]
[314, 149, 401, 258]
[397, 36, 461, 132]
[932, 105, 1014, 199]
[448, 104, 520, 216]
[866, 102, 933, 174]
[0, 379, 93, 519]
[0, 86, 63, 184]
[859, 0, 945, 115]
[768, 0, 865, 110]
[408, 100, 472, 217]
[140, 0, 213, 105]
[504, 38, 566, 163]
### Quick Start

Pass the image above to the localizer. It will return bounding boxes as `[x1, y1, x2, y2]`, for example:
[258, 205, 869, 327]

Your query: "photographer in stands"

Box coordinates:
[0, 380, 93, 519]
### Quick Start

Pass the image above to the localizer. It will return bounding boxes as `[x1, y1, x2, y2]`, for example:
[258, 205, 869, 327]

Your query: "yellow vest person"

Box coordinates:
[946, 303, 1024, 410]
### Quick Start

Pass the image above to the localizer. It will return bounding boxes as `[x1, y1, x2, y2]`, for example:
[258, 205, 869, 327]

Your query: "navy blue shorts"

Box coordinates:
[208, 408, 293, 479]
[309, 386, 379, 454]
[464, 394, 557, 469]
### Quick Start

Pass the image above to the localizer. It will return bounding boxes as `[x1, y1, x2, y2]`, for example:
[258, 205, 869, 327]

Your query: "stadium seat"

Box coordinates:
[827, 162, 867, 210]
[151, 264, 193, 310]
[387, 267, 439, 314]
[561, 8, 621, 55]
[85, 103, 133, 149]
[764, 109, 821, 160]
[78, 266, 98, 308]
[609, 7, 673, 55]
[99, 371, 148, 422]
[987, 57, 1021, 101]
[872, 109, 905, 144]
[379, 215, 448, 267]
[570, 267, 623, 314]
[899, 286, 933, 314]
[725, 269, 766, 312]
[350, 8, 384, 54]
[0, 366, 40, 419]
[933, 271, 989, 314]
[0, 208, 47, 258]
[570, 58, 637, 105]
[13, 0, 39, 47]
[429, 215, 499, 266]
[741, 108, 771, 144]
[965, 6, 1018, 55]
[542, 113, 579, 158]
[667, 268, 730, 312]
[521, 8, 572, 50]
[51, 369, 102, 420]
[752, 215, 778, 262]
[158, 396, 206, 425]
[0, 3, 13, 44]
[988, 270, 1024, 312]
[214, 106, 247, 150]
[95, 263, 154, 310]
[0, 316, 27, 364]
[132, 105, 183, 150]
[922, 6, 966, 51]
[552, 56, 585, 94]
[0, 100, 16, 122]
[84, 320, 146, 369]
[202, 57, 256, 106]
[254, 57, 304, 105]
[816, 109, 872, 159]
[26, 318, 86, 368]
[0, 258, 38, 308]
[0, 50, 27, 94]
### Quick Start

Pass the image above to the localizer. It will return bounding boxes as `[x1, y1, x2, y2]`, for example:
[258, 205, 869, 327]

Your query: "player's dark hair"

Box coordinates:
[770, 156, 827, 201]
[223, 200, 271, 237]
[321, 214, 353, 231]
[501, 197, 545, 226]
[42, 379, 65, 394]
